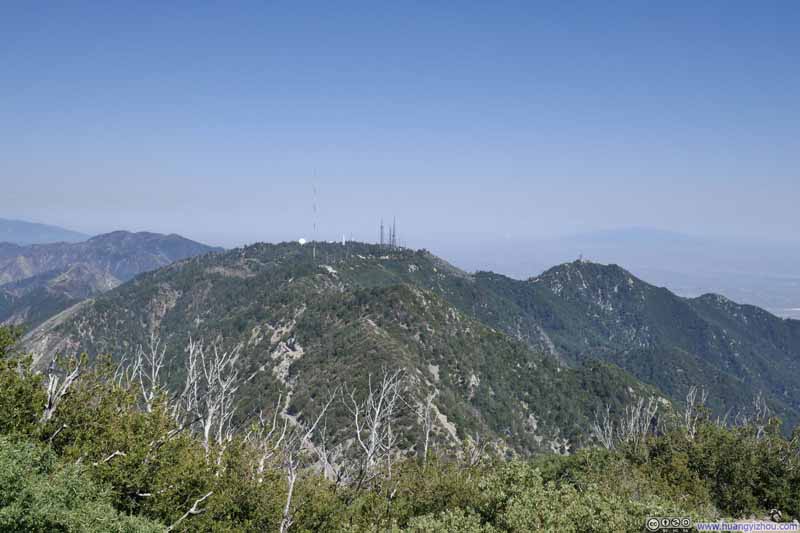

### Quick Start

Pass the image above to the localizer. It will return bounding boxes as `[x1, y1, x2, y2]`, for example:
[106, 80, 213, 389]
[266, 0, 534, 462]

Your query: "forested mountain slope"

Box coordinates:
[20, 241, 800, 447]
[476, 261, 800, 426]
[20, 242, 658, 454]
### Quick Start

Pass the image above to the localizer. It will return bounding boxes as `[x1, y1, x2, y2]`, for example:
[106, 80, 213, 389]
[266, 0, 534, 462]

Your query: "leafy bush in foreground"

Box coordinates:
[1, 326, 799, 532]
[0, 436, 163, 532]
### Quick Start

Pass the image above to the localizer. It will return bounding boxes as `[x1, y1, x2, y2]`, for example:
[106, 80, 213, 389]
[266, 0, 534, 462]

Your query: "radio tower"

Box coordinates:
[312, 185, 318, 260]
[380, 219, 385, 247]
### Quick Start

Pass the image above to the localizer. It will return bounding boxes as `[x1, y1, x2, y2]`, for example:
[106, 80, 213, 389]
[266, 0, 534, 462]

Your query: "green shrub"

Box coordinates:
[0, 436, 163, 532]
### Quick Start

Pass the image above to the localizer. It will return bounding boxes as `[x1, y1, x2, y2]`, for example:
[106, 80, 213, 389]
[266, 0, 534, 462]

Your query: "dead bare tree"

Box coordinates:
[173, 338, 199, 423]
[418, 391, 437, 467]
[277, 393, 337, 533]
[113, 355, 133, 387]
[715, 408, 733, 428]
[131, 333, 168, 413]
[618, 397, 659, 451]
[591, 405, 615, 450]
[400, 389, 438, 467]
[177, 337, 242, 457]
[343, 368, 405, 489]
[784, 430, 800, 473]
[245, 396, 289, 484]
[243, 390, 338, 532]
[592, 397, 659, 452]
[40, 357, 81, 423]
[311, 415, 348, 484]
[752, 391, 770, 440]
[732, 391, 771, 439]
[279, 450, 298, 533]
[684, 385, 708, 441]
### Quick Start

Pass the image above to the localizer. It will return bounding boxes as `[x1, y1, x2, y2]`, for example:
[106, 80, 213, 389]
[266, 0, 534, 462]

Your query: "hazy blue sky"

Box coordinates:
[2, 1, 798, 250]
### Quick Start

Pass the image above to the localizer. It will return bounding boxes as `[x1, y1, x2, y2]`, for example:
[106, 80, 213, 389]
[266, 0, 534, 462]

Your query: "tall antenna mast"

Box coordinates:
[380, 219, 384, 247]
[312, 184, 317, 260]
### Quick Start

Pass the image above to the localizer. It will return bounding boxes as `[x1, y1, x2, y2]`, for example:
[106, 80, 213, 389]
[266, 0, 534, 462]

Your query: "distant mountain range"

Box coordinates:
[0, 231, 222, 328]
[0, 217, 89, 245]
[440, 227, 800, 319]
[18, 241, 800, 453]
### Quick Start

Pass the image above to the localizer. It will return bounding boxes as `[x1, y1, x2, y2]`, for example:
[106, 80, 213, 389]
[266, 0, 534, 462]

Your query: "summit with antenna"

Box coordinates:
[378, 217, 399, 249]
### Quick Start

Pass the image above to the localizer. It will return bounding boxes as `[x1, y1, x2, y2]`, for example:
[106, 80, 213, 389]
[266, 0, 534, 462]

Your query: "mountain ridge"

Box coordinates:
[18, 240, 800, 449]
[0, 217, 89, 245]
[0, 231, 222, 328]
[483, 259, 800, 425]
[17, 241, 663, 454]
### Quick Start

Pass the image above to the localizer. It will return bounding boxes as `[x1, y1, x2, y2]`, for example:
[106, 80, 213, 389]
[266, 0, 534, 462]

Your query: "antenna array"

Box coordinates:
[378, 217, 399, 249]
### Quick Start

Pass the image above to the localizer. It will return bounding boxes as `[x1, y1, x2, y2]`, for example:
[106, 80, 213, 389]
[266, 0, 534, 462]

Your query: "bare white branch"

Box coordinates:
[342, 368, 405, 488]
[401, 389, 438, 467]
[618, 397, 658, 450]
[246, 396, 290, 483]
[40, 357, 81, 423]
[683, 385, 708, 441]
[275, 391, 337, 533]
[591, 405, 615, 450]
[174, 337, 242, 458]
[92, 450, 127, 466]
[133, 333, 168, 413]
[166, 491, 213, 532]
[591, 397, 659, 451]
